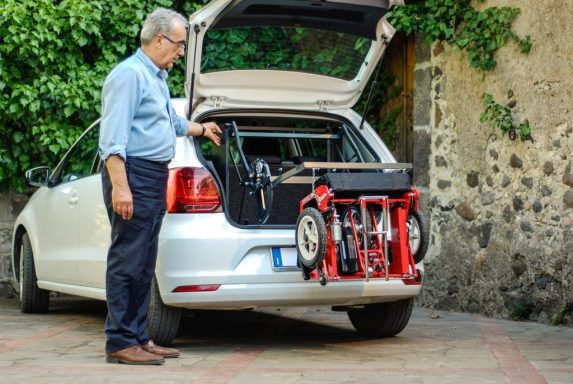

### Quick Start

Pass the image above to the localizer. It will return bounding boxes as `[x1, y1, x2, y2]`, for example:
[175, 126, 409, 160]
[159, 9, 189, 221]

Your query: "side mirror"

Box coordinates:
[25, 166, 51, 187]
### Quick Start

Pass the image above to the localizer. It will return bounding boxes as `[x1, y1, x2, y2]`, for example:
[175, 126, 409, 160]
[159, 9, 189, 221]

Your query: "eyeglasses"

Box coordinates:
[161, 35, 186, 50]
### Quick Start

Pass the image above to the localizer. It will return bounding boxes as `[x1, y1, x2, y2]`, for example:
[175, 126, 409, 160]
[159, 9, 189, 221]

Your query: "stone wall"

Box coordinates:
[415, 0, 573, 324]
[0, 191, 29, 297]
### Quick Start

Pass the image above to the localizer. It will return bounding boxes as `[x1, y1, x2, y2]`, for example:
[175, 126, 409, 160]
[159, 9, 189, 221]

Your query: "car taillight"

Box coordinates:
[166, 167, 221, 213]
[172, 284, 221, 293]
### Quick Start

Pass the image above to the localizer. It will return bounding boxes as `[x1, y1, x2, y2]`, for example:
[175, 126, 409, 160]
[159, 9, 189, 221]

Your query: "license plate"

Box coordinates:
[271, 247, 299, 271]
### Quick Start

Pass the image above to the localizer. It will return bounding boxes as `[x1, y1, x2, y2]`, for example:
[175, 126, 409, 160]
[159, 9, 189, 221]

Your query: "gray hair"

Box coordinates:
[140, 8, 188, 45]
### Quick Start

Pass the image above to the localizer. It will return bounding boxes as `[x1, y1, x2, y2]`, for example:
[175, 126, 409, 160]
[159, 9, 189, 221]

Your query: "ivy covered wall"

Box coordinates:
[416, 0, 573, 325]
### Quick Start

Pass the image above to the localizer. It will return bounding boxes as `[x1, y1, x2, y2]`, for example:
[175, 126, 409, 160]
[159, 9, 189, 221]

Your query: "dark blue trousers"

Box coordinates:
[101, 157, 168, 353]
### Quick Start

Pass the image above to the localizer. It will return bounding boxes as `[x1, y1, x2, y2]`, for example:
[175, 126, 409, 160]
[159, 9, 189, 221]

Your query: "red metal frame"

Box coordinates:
[300, 187, 421, 285]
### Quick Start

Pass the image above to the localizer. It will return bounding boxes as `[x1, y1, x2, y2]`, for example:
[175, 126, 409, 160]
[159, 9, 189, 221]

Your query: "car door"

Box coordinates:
[32, 173, 80, 285]
[33, 124, 101, 285]
[68, 121, 111, 290]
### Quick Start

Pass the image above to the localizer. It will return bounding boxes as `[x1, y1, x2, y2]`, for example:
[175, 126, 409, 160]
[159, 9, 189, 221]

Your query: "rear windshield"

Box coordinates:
[201, 26, 371, 81]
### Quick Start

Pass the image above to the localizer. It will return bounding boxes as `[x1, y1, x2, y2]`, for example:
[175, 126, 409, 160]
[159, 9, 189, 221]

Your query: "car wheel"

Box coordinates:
[147, 277, 181, 346]
[347, 298, 414, 338]
[19, 233, 50, 313]
[407, 210, 429, 264]
[296, 207, 327, 268]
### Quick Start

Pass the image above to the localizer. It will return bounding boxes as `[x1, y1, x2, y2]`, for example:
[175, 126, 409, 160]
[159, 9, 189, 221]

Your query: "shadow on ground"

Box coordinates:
[41, 296, 366, 347]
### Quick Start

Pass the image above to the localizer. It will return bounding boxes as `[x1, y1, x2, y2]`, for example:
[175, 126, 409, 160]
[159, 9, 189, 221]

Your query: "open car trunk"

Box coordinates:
[196, 110, 396, 228]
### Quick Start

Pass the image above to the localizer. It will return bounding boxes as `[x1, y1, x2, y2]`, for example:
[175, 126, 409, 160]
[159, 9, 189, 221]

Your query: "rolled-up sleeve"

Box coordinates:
[171, 105, 189, 137]
[98, 67, 142, 161]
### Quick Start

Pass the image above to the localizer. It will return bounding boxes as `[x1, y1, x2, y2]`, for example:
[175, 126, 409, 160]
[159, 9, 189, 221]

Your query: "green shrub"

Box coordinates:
[0, 0, 184, 191]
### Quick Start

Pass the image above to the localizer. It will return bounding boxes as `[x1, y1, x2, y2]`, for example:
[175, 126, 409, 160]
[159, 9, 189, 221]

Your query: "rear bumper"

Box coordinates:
[161, 279, 421, 309]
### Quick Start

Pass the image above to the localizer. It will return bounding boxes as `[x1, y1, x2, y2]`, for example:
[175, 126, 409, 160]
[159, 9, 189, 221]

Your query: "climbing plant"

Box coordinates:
[480, 93, 531, 141]
[385, 0, 533, 140]
[388, 0, 531, 71]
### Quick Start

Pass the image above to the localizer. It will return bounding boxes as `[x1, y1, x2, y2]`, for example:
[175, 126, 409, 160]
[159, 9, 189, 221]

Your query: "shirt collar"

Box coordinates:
[136, 48, 169, 80]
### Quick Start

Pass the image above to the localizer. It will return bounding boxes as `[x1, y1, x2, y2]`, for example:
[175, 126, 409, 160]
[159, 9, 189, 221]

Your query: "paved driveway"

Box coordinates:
[0, 296, 571, 384]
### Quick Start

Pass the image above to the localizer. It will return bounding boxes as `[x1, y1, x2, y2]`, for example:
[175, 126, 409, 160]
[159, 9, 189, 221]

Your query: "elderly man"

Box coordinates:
[98, 8, 221, 365]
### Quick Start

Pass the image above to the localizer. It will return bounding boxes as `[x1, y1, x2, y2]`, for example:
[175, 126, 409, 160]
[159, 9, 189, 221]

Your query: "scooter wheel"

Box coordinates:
[407, 210, 429, 264]
[296, 207, 327, 268]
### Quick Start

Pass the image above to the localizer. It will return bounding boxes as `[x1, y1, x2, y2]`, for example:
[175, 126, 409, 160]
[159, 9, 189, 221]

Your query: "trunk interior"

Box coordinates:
[197, 111, 380, 228]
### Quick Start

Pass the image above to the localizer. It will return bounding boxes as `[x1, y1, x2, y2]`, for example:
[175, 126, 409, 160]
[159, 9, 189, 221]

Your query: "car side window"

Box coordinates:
[57, 124, 100, 185]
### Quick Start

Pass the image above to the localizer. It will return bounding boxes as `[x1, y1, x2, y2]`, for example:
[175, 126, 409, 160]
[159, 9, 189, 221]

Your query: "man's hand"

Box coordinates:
[190, 121, 222, 146]
[106, 155, 133, 220]
[203, 122, 222, 146]
[112, 185, 133, 220]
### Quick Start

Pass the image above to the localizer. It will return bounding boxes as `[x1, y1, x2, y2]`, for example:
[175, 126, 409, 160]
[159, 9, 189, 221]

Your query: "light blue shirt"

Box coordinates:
[98, 49, 188, 162]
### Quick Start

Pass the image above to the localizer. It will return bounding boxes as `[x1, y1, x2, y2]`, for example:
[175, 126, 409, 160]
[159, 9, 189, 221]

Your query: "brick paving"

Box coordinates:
[0, 296, 571, 383]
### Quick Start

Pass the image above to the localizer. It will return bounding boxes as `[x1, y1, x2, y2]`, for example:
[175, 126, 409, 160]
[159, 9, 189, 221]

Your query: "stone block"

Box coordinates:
[510, 154, 523, 168]
[1, 254, 12, 280]
[536, 275, 551, 290]
[0, 280, 15, 298]
[467, 171, 479, 188]
[11, 192, 30, 217]
[0, 193, 13, 221]
[511, 260, 527, 277]
[413, 68, 432, 126]
[415, 33, 431, 62]
[563, 163, 573, 187]
[434, 155, 447, 168]
[481, 192, 495, 206]
[520, 220, 534, 232]
[521, 177, 534, 189]
[437, 180, 451, 190]
[434, 106, 443, 127]
[413, 130, 431, 187]
[503, 205, 515, 223]
[455, 202, 475, 221]
[501, 175, 511, 188]
[543, 161, 554, 176]
[0, 228, 12, 254]
[432, 41, 444, 57]
[479, 223, 493, 248]
[434, 134, 443, 149]
[564, 190, 573, 209]
[541, 185, 553, 196]
[513, 197, 524, 211]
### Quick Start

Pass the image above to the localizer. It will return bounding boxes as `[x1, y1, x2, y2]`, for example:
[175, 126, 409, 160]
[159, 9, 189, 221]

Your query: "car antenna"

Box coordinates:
[187, 23, 201, 120]
[359, 52, 385, 130]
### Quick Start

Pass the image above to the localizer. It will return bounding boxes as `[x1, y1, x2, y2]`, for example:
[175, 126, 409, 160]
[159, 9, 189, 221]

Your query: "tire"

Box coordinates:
[407, 210, 429, 264]
[296, 207, 327, 268]
[19, 233, 50, 313]
[347, 298, 414, 338]
[147, 277, 181, 346]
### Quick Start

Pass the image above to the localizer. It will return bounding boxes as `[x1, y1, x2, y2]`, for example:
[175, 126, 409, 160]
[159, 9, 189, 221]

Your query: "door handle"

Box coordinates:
[69, 196, 79, 205]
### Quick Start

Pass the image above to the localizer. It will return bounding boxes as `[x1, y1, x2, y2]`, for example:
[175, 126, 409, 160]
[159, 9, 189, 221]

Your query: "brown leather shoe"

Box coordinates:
[142, 340, 180, 358]
[106, 345, 165, 365]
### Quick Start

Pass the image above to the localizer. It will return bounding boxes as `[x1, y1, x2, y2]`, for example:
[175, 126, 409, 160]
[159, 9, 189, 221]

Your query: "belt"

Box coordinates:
[127, 157, 171, 167]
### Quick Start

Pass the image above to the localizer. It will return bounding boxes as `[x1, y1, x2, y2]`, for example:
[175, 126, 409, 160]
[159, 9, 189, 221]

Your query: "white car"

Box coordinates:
[13, 0, 427, 345]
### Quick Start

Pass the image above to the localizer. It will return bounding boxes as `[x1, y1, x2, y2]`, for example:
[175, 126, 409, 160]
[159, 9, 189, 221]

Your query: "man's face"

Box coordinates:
[156, 21, 187, 70]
